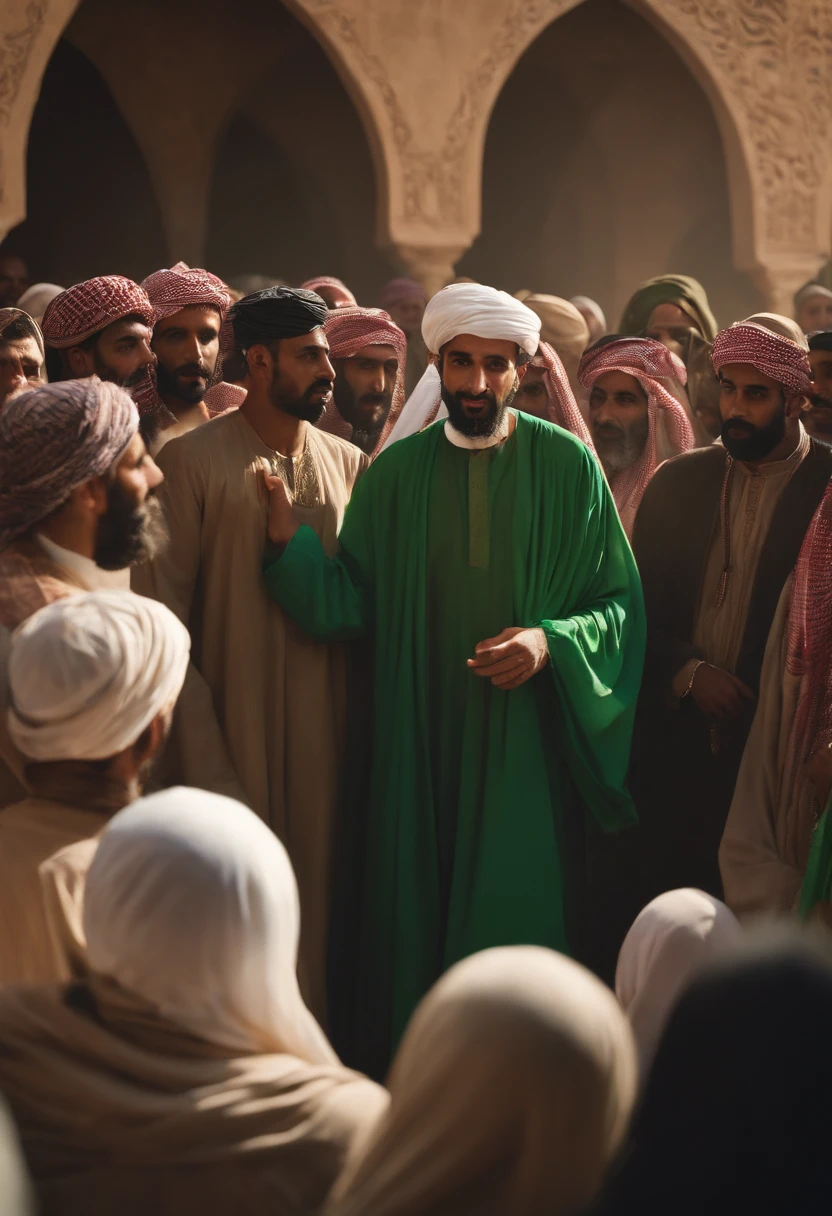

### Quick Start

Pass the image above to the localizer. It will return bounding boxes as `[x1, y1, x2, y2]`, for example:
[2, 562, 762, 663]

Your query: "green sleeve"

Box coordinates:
[539, 457, 646, 832]
[263, 477, 375, 642]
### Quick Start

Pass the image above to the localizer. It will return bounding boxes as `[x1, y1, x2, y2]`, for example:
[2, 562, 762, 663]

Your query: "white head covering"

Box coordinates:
[327, 946, 636, 1216]
[381, 283, 542, 449]
[84, 787, 339, 1065]
[7, 590, 190, 762]
[15, 282, 63, 326]
[616, 888, 743, 1076]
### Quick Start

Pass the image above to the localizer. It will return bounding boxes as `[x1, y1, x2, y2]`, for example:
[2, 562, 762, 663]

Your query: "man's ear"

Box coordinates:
[71, 474, 109, 518]
[66, 344, 94, 378]
[516, 362, 529, 382]
[787, 391, 810, 419]
[247, 343, 273, 378]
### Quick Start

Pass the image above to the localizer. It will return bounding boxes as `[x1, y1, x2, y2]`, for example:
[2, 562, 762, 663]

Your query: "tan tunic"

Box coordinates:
[719, 579, 812, 916]
[134, 411, 368, 1019]
[0, 794, 110, 986]
[671, 430, 810, 696]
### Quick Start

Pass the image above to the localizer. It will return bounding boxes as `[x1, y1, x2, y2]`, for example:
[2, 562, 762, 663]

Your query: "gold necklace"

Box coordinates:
[268, 438, 321, 508]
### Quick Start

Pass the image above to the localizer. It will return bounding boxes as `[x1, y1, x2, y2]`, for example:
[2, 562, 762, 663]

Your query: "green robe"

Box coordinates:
[264, 414, 645, 1068]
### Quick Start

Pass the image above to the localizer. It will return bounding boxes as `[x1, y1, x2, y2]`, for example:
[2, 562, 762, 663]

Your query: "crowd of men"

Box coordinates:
[0, 247, 831, 1214]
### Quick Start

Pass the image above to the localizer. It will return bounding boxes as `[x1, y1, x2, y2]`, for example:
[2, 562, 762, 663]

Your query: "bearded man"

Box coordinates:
[578, 337, 695, 536]
[135, 261, 231, 454]
[629, 320, 832, 905]
[0, 308, 44, 411]
[262, 282, 645, 1074]
[0, 379, 166, 805]
[316, 305, 406, 455]
[41, 276, 155, 390]
[135, 287, 367, 1022]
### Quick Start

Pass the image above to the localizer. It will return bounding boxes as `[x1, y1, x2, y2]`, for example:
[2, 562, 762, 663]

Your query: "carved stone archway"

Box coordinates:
[286, 0, 832, 309]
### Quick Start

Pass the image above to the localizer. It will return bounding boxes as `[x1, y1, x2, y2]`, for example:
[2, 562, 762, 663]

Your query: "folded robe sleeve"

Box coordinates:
[537, 454, 646, 832]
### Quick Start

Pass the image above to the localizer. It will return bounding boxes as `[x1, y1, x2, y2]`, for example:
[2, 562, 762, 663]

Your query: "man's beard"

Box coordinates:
[94, 481, 168, 570]
[440, 378, 516, 439]
[270, 368, 332, 423]
[720, 406, 786, 461]
[808, 394, 832, 436]
[155, 357, 212, 406]
[592, 415, 650, 475]
[94, 355, 151, 392]
[332, 382, 392, 449]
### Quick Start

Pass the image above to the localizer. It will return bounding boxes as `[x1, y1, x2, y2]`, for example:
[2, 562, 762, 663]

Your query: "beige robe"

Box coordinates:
[0, 790, 112, 986]
[134, 411, 368, 1019]
[719, 579, 812, 916]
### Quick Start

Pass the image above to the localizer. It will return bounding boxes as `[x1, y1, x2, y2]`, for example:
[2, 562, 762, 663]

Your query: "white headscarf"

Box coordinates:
[326, 946, 636, 1216]
[84, 787, 339, 1066]
[7, 590, 190, 761]
[616, 888, 743, 1076]
[381, 283, 542, 449]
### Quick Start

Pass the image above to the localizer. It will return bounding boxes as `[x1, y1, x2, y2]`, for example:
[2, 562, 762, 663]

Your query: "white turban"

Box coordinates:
[84, 787, 339, 1064]
[7, 590, 191, 762]
[382, 283, 542, 449]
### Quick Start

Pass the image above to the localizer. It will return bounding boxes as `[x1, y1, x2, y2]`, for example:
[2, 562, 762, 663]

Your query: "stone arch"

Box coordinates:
[458, 0, 763, 325]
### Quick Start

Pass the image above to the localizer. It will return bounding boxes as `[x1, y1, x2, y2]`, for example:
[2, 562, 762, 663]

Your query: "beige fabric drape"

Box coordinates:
[720, 578, 814, 916]
[134, 412, 367, 1019]
[0, 982, 387, 1216]
[615, 888, 742, 1075]
[326, 946, 636, 1216]
[523, 294, 590, 402]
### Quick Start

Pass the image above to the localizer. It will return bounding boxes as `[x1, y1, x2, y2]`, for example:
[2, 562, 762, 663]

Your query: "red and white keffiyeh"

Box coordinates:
[300, 276, 357, 307]
[142, 261, 230, 324]
[526, 342, 595, 452]
[578, 337, 695, 536]
[134, 263, 231, 419]
[319, 306, 407, 453]
[41, 277, 154, 349]
[711, 321, 812, 396]
[784, 481, 832, 811]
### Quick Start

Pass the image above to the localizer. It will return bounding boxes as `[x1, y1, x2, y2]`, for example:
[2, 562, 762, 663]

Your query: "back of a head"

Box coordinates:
[597, 932, 832, 1214]
[83, 788, 336, 1065]
[328, 947, 636, 1216]
[615, 889, 742, 1075]
[0, 1096, 33, 1216]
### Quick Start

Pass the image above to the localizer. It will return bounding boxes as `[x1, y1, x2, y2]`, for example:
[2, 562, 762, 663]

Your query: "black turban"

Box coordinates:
[229, 287, 328, 352]
[808, 330, 832, 353]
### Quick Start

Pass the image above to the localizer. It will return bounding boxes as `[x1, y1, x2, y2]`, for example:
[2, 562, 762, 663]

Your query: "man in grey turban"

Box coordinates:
[0, 590, 190, 985]
[135, 287, 368, 1024]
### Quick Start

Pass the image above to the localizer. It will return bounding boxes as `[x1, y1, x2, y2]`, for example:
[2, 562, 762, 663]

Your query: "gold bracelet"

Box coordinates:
[681, 660, 706, 699]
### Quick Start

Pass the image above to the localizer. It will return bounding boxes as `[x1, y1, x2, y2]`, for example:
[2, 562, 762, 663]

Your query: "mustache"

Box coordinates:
[457, 389, 495, 403]
[308, 378, 334, 393]
[722, 418, 756, 436]
[593, 422, 626, 439]
[174, 362, 211, 379]
[359, 392, 389, 405]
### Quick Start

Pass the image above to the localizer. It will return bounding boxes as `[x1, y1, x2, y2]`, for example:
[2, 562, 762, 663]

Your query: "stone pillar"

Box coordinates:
[749, 256, 827, 321]
[389, 241, 469, 297]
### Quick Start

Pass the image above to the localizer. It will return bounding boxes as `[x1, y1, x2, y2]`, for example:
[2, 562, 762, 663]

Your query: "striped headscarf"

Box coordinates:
[711, 322, 812, 396]
[0, 379, 138, 550]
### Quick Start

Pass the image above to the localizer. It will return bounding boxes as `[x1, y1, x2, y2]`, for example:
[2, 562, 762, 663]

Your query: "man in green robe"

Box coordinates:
[263, 284, 645, 1072]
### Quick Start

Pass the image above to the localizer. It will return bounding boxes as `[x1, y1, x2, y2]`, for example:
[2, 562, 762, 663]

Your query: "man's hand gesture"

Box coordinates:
[263, 469, 300, 548]
[468, 626, 549, 690]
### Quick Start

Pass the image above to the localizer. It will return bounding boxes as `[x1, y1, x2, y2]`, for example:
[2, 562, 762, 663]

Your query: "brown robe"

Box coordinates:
[134, 411, 368, 1021]
[585, 438, 832, 979]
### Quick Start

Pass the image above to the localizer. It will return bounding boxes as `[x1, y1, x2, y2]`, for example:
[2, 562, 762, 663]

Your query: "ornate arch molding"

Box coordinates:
[0, 0, 80, 236]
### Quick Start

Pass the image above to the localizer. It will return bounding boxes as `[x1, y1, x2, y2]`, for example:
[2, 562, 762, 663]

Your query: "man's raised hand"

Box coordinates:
[262, 469, 300, 548]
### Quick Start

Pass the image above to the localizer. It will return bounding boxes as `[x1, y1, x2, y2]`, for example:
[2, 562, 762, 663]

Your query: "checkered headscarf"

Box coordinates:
[41, 277, 154, 349]
[711, 321, 812, 396]
[579, 336, 695, 536]
[319, 306, 406, 451]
